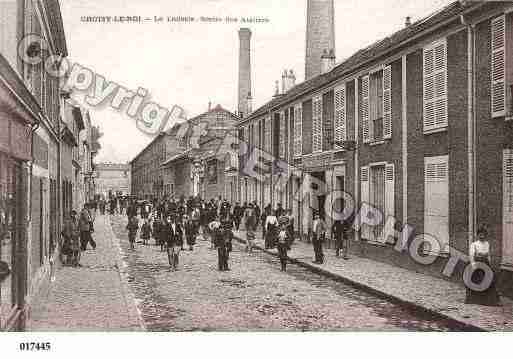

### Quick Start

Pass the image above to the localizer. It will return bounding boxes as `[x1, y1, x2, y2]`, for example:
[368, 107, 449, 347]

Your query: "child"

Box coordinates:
[246, 228, 255, 252]
[140, 219, 152, 245]
[126, 216, 139, 250]
[277, 225, 290, 271]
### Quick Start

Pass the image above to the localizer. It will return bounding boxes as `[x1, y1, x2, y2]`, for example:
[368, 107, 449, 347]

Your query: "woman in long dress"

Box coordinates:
[465, 225, 501, 306]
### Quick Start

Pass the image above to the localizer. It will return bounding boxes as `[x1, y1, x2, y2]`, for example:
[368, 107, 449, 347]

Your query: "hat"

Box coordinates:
[477, 224, 488, 236]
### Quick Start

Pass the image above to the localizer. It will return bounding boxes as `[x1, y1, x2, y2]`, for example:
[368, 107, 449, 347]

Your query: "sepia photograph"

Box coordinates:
[1, 0, 513, 357]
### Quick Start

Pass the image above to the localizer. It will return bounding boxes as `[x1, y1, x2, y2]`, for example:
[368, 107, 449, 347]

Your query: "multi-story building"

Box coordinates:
[130, 131, 169, 199]
[238, 1, 513, 297]
[0, 0, 67, 330]
[161, 104, 240, 201]
[94, 163, 130, 199]
[60, 99, 84, 217]
[130, 104, 239, 201]
[78, 109, 95, 205]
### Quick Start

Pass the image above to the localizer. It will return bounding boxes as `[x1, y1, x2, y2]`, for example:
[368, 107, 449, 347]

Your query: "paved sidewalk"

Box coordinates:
[29, 215, 144, 331]
[234, 229, 513, 331]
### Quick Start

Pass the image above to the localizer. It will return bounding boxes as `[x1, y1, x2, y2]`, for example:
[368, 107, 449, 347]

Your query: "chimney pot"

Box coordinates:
[273, 80, 281, 97]
[405, 16, 411, 27]
[321, 48, 336, 74]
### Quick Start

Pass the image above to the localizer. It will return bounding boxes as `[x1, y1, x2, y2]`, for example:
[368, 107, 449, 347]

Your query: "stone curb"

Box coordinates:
[105, 215, 146, 331]
[232, 235, 485, 332]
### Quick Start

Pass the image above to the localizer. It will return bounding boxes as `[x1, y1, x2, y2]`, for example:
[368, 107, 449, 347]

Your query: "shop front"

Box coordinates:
[1, 55, 39, 331]
[0, 117, 32, 331]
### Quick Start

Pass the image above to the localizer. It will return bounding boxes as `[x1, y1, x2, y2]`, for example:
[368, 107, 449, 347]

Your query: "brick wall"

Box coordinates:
[447, 29, 469, 253]
[475, 17, 513, 266]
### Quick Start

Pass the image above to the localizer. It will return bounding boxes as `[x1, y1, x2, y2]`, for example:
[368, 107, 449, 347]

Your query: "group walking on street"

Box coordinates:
[115, 193, 356, 275]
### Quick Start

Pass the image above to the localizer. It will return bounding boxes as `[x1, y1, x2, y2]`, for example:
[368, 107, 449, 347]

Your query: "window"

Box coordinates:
[334, 84, 346, 148]
[371, 71, 384, 141]
[360, 162, 394, 242]
[503, 149, 513, 265]
[312, 96, 323, 152]
[279, 112, 286, 158]
[492, 15, 506, 117]
[293, 104, 302, 157]
[424, 155, 449, 252]
[254, 119, 260, 150]
[265, 117, 271, 153]
[362, 66, 392, 143]
[423, 39, 447, 132]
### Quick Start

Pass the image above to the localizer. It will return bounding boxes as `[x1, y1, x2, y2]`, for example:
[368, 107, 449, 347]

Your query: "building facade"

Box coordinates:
[130, 104, 240, 201]
[94, 163, 130, 199]
[60, 99, 84, 219]
[161, 105, 239, 201]
[238, 1, 513, 298]
[0, 0, 67, 330]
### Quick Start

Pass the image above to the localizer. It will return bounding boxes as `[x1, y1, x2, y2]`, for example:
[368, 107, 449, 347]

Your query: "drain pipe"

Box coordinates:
[462, 14, 476, 251]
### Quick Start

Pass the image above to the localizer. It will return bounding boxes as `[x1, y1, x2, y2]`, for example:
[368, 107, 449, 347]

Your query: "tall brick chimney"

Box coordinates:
[305, 0, 335, 80]
[238, 28, 252, 118]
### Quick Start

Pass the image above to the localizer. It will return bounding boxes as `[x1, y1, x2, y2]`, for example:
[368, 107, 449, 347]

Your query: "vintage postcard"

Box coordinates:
[0, 0, 512, 357]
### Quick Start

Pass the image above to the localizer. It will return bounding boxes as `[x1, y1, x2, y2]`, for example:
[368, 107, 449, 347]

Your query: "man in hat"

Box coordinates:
[312, 212, 326, 264]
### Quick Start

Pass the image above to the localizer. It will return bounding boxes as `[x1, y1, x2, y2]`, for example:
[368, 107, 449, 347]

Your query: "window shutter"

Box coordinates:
[385, 163, 395, 219]
[424, 39, 447, 131]
[265, 117, 271, 153]
[312, 96, 323, 152]
[503, 149, 513, 264]
[334, 84, 346, 148]
[294, 104, 302, 157]
[361, 166, 370, 204]
[383, 66, 392, 139]
[255, 119, 260, 150]
[492, 15, 506, 117]
[362, 76, 370, 143]
[360, 166, 370, 240]
[424, 155, 449, 251]
[279, 112, 285, 158]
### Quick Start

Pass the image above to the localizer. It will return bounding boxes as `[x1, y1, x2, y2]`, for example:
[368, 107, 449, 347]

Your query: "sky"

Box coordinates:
[60, 0, 453, 164]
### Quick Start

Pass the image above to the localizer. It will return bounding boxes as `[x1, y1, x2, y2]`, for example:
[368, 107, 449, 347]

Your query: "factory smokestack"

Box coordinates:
[305, 0, 335, 80]
[238, 28, 252, 118]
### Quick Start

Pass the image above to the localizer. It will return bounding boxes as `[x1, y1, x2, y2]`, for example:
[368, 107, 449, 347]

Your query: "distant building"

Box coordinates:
[94, 163, 130, 198]
[130, 104, 240, 201]
[162, 104, 240, 201]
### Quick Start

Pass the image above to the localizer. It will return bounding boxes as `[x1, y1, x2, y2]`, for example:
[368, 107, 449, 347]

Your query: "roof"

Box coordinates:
[64, 99, 85, 130]
[187, 104, 241, 124]
[161, 150, 192, 167]
[131, 104, 239, 164]
[128, 132, 166, 164]
[244, 0, 481, 123]
[95, 163, 130, 171]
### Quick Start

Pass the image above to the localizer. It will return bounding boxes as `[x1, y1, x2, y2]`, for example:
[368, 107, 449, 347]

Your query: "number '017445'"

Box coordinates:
[19, 342, 51, 351]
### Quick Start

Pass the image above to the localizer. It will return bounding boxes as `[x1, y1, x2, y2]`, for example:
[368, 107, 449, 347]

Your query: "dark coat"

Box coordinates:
[163, 222, 183, 247]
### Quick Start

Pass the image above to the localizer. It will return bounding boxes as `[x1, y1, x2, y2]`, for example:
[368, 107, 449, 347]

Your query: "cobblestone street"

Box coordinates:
[110, 215, 467, 331]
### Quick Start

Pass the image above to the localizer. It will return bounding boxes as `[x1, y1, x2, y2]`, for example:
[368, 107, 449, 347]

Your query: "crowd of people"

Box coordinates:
[121, 196, 252, 271]
[117, 194, 353, 272]
[59, 192, 354, 273]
